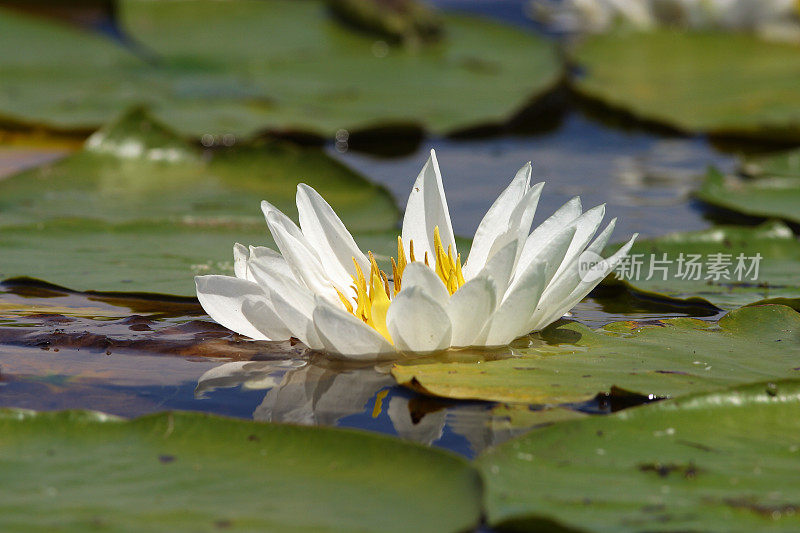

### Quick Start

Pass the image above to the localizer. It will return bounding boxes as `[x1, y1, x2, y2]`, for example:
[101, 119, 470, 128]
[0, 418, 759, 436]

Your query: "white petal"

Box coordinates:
[477, 240, 519, 303]
[247, 259, 324, 350]
[387, 286, 452, 353]
[311, 298, 396, 360]
[195, 275, 270, 340]
[462, 163, 531, 279]
[241, 297, 293, 340]
[584, 217, 617, 256]
[266, 211, 340, 302]
[481, 261, 546, 346]
[446, 276, 497, 347]
[260, 200, 319, 261]
[400, 262, 449, 307]
[530, 234, 638, 331]
[401, 149, 456, 263]
[509, 181, 544, 254]
[296, 183, 369, 283]
[247, 246, 295, 283]
[552, 204, 605, 281]
[268, 287, 324, 350]
[516, 196, 582, 276]
[233, 243, 249, 280]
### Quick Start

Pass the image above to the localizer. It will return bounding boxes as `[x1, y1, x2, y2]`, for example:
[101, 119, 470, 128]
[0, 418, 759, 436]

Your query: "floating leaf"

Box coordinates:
[0, 108, 398, 231]
[0, 409, 481, 532]
[392, 304, 800, 404]
[0, 109, 401, 294]
[604, 220, 800, 309]
[571, 31, 800, 142]
[0, 1, 560, 137]
[695, 168, 800, 226]
[0, 220, 400, 295]
[741, 147, 800, 179]
[478, 380, 800, 532]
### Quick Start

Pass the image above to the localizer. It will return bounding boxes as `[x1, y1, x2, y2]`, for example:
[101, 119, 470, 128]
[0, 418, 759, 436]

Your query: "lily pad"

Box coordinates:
[741, 147, 800, 179]
[0, 1, 560, 137]
[571, 31, 800, 142]
[0, 220, 400, 296]
[0, 108, 399, 231]
[478, 380, 800, 532]
[605, 220, 800, 309]
[392, 304, 800, 404]
[0, 409, 481, 532]
[695, 168, 800, 226]
[0, 109, 401, 294]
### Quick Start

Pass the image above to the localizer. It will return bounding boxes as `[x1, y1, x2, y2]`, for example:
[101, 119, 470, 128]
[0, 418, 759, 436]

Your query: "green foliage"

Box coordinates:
[572, 31, 800, 142]
[0, 109, 400, 294]
[479, 380, 800, 532]
[0, 409, 481, 532]
[0, 1, 560, 137]
[392, 304, 800, 404]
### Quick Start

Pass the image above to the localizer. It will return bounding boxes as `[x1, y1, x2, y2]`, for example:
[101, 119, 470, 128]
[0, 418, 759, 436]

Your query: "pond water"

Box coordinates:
[0, 2, 746, 459]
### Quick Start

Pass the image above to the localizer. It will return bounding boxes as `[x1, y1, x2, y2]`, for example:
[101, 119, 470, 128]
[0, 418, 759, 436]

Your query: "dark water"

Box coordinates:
[0, 1, 744, 459]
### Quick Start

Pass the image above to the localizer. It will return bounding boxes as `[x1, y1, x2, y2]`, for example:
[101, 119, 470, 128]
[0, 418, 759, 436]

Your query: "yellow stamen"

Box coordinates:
[455, 253, 465, 286]
[372, 389, 389, 418]
[335, 230, 465, 344]
[366, 269, 392, 343]
[335, 286, 353, 314]
[432, 226, 466, 295]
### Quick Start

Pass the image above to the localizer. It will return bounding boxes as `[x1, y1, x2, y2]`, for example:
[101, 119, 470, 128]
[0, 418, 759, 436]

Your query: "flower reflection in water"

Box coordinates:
[195, 356, 538, 457]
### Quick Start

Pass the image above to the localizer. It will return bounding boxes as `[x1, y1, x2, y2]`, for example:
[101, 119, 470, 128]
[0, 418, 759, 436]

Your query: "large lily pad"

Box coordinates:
[604, 220, 800, 309]
[0, 1, 560, 137]
[392, 304, 800, 404]
[0, 108, 398, 231]
[571, 31, 800, 142]
[478, 380, 800, 532]
[0, 409, 481, 532]
[0, 109, 401, 294]
[695, 168, 800, 226]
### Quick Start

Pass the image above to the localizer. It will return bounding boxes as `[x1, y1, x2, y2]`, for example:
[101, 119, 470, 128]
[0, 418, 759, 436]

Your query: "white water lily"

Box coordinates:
[195, 149, 637, 361]
[530, 0, 800, 41]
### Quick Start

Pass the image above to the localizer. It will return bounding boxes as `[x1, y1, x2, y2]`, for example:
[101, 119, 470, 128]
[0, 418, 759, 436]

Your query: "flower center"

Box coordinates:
[334, 226, 465, 344]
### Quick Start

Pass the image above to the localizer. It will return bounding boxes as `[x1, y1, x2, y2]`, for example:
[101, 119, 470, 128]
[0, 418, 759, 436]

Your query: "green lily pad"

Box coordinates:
[741, 147, 800, 179]
[695, 168, 800, 226]
[571, 31, 800, 142]
[478, 380, 800, 532]
[392, 304, 800, 404]
[0, 108, 399, 231]
[0, 1, 560, 137]
[0, 409, 481, 532]
[0, 109, 402, 294]
[605, 220, 800, 309]
[0, 220, 401, 296]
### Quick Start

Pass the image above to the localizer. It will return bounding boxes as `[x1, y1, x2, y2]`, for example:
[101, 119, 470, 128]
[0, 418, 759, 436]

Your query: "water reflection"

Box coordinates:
[194, 358, 535, 457]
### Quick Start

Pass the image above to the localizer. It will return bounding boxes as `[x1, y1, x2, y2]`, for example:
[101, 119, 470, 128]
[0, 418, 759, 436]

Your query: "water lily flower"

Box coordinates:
[530, 0, 800, 40]
[195, 150, 636, 361]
